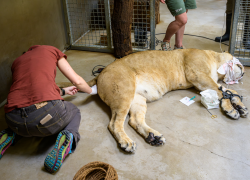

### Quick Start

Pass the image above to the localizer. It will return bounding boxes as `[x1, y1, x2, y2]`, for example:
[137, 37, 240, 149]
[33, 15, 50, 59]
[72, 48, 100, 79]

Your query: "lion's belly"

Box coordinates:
[135, 74, 193, 102]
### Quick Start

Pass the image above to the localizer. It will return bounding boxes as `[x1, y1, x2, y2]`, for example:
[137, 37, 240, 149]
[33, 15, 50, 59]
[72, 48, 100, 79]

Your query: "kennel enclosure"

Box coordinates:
[62, 0, 158, 53]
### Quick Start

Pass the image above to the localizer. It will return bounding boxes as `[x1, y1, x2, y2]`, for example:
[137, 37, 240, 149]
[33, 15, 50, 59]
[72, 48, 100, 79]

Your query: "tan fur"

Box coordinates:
[58, 49, 248, 153]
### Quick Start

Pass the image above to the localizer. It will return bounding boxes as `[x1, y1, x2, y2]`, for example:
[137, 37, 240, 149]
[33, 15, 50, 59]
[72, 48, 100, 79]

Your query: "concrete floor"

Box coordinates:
[1, 0, 250, 179]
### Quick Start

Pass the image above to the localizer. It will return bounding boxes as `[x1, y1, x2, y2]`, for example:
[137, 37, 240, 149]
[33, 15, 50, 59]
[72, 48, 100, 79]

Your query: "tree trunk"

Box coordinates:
[112, 0, 134, 58]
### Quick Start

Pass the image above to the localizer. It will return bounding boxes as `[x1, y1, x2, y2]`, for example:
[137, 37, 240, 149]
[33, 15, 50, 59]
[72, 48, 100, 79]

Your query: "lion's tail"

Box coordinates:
[87, 76, 98, 87]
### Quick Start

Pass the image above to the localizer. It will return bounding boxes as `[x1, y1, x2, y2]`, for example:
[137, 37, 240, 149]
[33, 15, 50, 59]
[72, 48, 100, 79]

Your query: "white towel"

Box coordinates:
[217, 57, 244, 84]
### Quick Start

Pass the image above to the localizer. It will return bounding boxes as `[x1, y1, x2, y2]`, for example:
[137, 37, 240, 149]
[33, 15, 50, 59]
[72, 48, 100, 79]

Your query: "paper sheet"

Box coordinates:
[180, 97, 195, 106]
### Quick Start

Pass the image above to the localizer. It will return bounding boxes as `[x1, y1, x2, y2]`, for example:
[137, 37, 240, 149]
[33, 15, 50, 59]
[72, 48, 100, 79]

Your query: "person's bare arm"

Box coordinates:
[57, 57, 92, 94]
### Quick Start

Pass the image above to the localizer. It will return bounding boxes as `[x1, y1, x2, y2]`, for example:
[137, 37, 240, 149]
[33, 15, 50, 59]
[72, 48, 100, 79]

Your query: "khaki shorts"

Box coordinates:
[165, 0, 197, 16]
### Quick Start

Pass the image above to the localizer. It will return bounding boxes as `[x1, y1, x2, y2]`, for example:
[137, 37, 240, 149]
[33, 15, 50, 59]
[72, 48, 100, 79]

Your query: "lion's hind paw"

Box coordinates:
[146, 132, 166, 146]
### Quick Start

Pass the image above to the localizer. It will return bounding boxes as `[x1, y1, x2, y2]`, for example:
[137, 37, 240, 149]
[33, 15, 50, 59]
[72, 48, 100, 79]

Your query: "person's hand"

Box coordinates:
[90, 85, 98, 95]
[160, 0, 165, 4]
[64, 86, 78, 95]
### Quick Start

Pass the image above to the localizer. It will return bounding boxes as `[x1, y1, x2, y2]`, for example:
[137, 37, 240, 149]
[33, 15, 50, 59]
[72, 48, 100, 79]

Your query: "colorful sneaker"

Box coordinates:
[0, 129, 15, 159]
[161, 41, 171, 51]
[173, 45, 184, 50]
[44, 130, 73, 173]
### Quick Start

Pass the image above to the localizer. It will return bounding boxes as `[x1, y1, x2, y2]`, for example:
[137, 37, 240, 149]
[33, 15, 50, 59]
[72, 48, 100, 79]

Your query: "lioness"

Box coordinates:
[60, 49, 248, 153]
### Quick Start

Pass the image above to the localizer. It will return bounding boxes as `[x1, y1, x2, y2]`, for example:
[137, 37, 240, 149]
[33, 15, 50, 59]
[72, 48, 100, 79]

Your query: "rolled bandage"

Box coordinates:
[90, 85, 98, 95]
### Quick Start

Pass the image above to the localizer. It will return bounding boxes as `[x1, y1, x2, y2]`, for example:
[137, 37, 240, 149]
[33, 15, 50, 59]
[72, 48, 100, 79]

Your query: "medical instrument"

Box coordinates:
[206, 108, 217, 119]
[188, 96, 196, 102]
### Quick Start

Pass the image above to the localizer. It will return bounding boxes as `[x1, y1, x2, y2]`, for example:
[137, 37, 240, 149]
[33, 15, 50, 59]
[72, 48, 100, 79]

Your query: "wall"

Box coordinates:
[0, 0, 67, 104]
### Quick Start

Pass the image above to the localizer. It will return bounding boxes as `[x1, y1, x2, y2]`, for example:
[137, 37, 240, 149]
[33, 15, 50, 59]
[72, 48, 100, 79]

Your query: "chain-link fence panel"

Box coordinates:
[230, 0, 250, 66]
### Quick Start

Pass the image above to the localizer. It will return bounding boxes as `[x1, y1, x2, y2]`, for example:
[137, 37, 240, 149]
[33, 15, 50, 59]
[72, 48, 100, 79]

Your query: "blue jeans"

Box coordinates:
[5, 100, 81, 151]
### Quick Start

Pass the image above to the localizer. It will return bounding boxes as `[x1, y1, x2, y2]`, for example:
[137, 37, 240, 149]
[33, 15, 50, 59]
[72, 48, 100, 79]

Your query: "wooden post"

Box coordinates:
[111, 0, 134, 58]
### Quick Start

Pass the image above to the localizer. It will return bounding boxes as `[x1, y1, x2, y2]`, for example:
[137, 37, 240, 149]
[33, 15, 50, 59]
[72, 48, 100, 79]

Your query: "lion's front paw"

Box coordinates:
[232, 103, 248, 118]
[230, 96, 248, 117]
[145, 132, 166, 146]
[221, 99, 240, 120]
[119, 140, 137, 153]
[224, 108, 240, 120]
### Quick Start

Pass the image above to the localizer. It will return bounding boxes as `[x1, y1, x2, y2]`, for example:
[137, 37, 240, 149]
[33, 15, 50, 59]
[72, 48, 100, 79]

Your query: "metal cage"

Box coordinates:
[230, 0, 250, 66]
[63, 0, 156, 53]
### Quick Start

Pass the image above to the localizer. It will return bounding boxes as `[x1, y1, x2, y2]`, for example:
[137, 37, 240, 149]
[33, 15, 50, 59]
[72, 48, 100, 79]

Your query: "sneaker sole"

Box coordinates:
[44, 130, 72, 173]
[0, 130, 15, 159]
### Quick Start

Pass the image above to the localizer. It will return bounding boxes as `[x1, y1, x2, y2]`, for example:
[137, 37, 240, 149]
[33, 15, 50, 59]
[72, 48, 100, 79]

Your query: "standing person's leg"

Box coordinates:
[215, 0, 233, 42]
[174, 0, 196, 49]
[163, 12, 188, 42]
[161, 0, 187, 51]
[175, 10, 188, 49]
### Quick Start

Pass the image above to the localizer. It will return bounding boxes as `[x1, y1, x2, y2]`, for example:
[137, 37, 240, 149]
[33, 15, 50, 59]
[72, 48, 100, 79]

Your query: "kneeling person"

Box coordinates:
[0, 45, 97, 173]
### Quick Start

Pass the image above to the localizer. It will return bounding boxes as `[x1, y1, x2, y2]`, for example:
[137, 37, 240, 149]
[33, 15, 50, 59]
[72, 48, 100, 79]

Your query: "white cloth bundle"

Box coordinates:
[217, 57, 244, 84]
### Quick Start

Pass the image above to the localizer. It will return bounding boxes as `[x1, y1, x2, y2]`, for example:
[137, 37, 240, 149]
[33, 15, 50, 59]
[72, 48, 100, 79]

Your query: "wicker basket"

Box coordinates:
[73, 161, 118, 180]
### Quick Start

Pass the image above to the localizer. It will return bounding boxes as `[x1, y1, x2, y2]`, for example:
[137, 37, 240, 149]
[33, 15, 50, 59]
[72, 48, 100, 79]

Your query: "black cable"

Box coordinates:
[155, 33, 229, 46]
[91, 58, 118, 76]
[218, 86, 243, 102]
[92, 65, 106, 76]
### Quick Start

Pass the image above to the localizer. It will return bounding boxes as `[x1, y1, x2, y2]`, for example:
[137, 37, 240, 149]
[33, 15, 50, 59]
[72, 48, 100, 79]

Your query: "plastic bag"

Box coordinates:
[200, 89, 220, 109]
